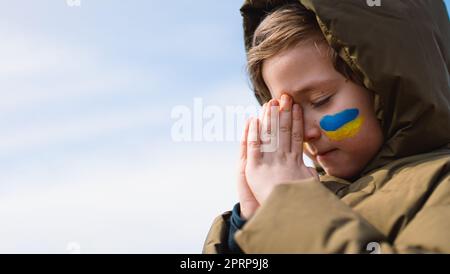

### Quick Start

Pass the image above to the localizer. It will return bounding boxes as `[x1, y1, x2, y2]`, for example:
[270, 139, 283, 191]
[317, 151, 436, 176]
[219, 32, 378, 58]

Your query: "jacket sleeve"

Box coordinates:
[227, 203, 247, 253]
[202, 205, 247, 254]
[202, 211, 232, 254]
[234, 177, 450, 253]
[392, 173, 450, 253]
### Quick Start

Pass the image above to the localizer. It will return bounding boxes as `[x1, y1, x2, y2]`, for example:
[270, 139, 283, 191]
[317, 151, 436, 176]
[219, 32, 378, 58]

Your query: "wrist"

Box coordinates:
[239, 202, 258, 220]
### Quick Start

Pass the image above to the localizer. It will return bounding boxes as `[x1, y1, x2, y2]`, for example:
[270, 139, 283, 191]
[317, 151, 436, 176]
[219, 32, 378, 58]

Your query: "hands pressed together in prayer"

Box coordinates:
[237, 94, 320, 219]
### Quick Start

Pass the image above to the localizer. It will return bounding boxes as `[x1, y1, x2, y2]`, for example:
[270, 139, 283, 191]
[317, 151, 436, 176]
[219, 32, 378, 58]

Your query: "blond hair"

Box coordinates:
[247, 3, 362, 104]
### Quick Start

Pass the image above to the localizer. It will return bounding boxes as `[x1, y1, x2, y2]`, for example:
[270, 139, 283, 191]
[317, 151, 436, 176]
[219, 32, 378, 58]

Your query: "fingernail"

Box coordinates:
[270, 99, 279, 106]
[281, 94, 291, 111]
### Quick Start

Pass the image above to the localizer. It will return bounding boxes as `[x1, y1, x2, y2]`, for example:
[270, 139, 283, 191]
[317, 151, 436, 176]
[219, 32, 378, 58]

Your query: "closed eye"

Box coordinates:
[311, 96, 332, 108]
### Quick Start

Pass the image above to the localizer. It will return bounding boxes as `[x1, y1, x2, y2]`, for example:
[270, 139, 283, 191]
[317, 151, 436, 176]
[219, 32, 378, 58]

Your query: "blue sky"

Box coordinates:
[0, 0, 261, 254]
[0, 0, 449, 253]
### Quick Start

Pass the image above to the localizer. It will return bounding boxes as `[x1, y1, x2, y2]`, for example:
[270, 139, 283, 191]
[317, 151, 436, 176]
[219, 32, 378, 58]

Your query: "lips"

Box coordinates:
[316, 149, 334, 156]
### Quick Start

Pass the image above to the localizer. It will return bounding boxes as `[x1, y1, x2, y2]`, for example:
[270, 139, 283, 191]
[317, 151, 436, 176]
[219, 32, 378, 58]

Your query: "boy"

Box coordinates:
[204, 0, 450, 253]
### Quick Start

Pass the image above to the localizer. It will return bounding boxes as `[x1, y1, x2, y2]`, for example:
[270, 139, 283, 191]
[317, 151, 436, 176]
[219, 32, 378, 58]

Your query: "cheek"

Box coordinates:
[319, 108, 364, 142]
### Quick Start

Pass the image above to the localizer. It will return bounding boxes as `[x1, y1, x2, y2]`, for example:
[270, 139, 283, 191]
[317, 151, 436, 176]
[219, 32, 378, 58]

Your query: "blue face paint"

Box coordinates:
[320, 109, 359, 131]
[319, 108, 363, 141]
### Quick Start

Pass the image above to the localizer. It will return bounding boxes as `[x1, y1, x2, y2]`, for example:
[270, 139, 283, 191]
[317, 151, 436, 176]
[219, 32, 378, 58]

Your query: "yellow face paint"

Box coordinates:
[319, 108, 364, 141]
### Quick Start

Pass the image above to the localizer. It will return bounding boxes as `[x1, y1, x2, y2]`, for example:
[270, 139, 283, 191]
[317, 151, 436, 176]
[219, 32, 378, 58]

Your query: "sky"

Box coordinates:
[0, 0, 449, 254]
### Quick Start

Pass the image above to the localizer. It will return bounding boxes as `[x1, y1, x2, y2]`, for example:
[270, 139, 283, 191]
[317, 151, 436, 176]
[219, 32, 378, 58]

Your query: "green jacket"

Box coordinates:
[203, 0, 450, 253]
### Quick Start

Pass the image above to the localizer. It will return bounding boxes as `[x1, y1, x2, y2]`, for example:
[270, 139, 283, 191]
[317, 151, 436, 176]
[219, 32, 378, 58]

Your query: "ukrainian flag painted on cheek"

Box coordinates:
[319, 108, 364, 141]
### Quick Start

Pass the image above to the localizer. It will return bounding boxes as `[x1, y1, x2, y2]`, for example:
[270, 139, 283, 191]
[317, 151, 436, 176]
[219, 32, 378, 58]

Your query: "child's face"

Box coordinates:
[262, 43, 383, 179]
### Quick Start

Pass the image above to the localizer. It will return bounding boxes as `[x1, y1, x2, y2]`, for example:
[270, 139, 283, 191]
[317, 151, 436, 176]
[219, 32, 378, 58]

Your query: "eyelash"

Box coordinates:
[311, 95, 332, 108]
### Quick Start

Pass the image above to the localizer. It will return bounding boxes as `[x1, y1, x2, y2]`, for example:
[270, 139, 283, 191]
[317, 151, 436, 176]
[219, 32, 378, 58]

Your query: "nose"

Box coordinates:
[303, 114, 321, 143]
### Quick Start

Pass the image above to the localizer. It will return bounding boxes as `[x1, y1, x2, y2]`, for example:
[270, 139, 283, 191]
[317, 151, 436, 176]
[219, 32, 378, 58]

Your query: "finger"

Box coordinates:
[291, 104, 304, 158]
[240, 118, 251, 161]
[238, 118, 251, 195]
[247, 117, 262, 162]
[264, 99, 278, 135]
[259, 103, 269, 143]
[237, 119, 250, 193]
[278, 94, 293, 152]
[268, 100, 280, 152]
[238, 118, 260, 219]
[259, 102, 267, 123]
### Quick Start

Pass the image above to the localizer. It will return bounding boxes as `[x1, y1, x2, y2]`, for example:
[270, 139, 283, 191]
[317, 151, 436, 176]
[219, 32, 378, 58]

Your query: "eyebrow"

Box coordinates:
[290, 78, 340, 96]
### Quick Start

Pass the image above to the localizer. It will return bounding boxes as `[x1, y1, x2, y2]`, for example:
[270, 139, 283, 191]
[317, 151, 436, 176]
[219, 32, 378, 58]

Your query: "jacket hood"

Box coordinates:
[240, 0, 450, 177]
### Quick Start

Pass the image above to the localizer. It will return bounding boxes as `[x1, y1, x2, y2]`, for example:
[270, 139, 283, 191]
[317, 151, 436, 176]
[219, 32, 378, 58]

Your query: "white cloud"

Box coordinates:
[0, 28, 161, 113]
[0, 106, 167, 157]
[154, 23, 237, 59]
[0, 74, 247, 253]
[0, 27, 166, 156]
[0, 140, 237, 253]
[0, 32, 87, 77]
